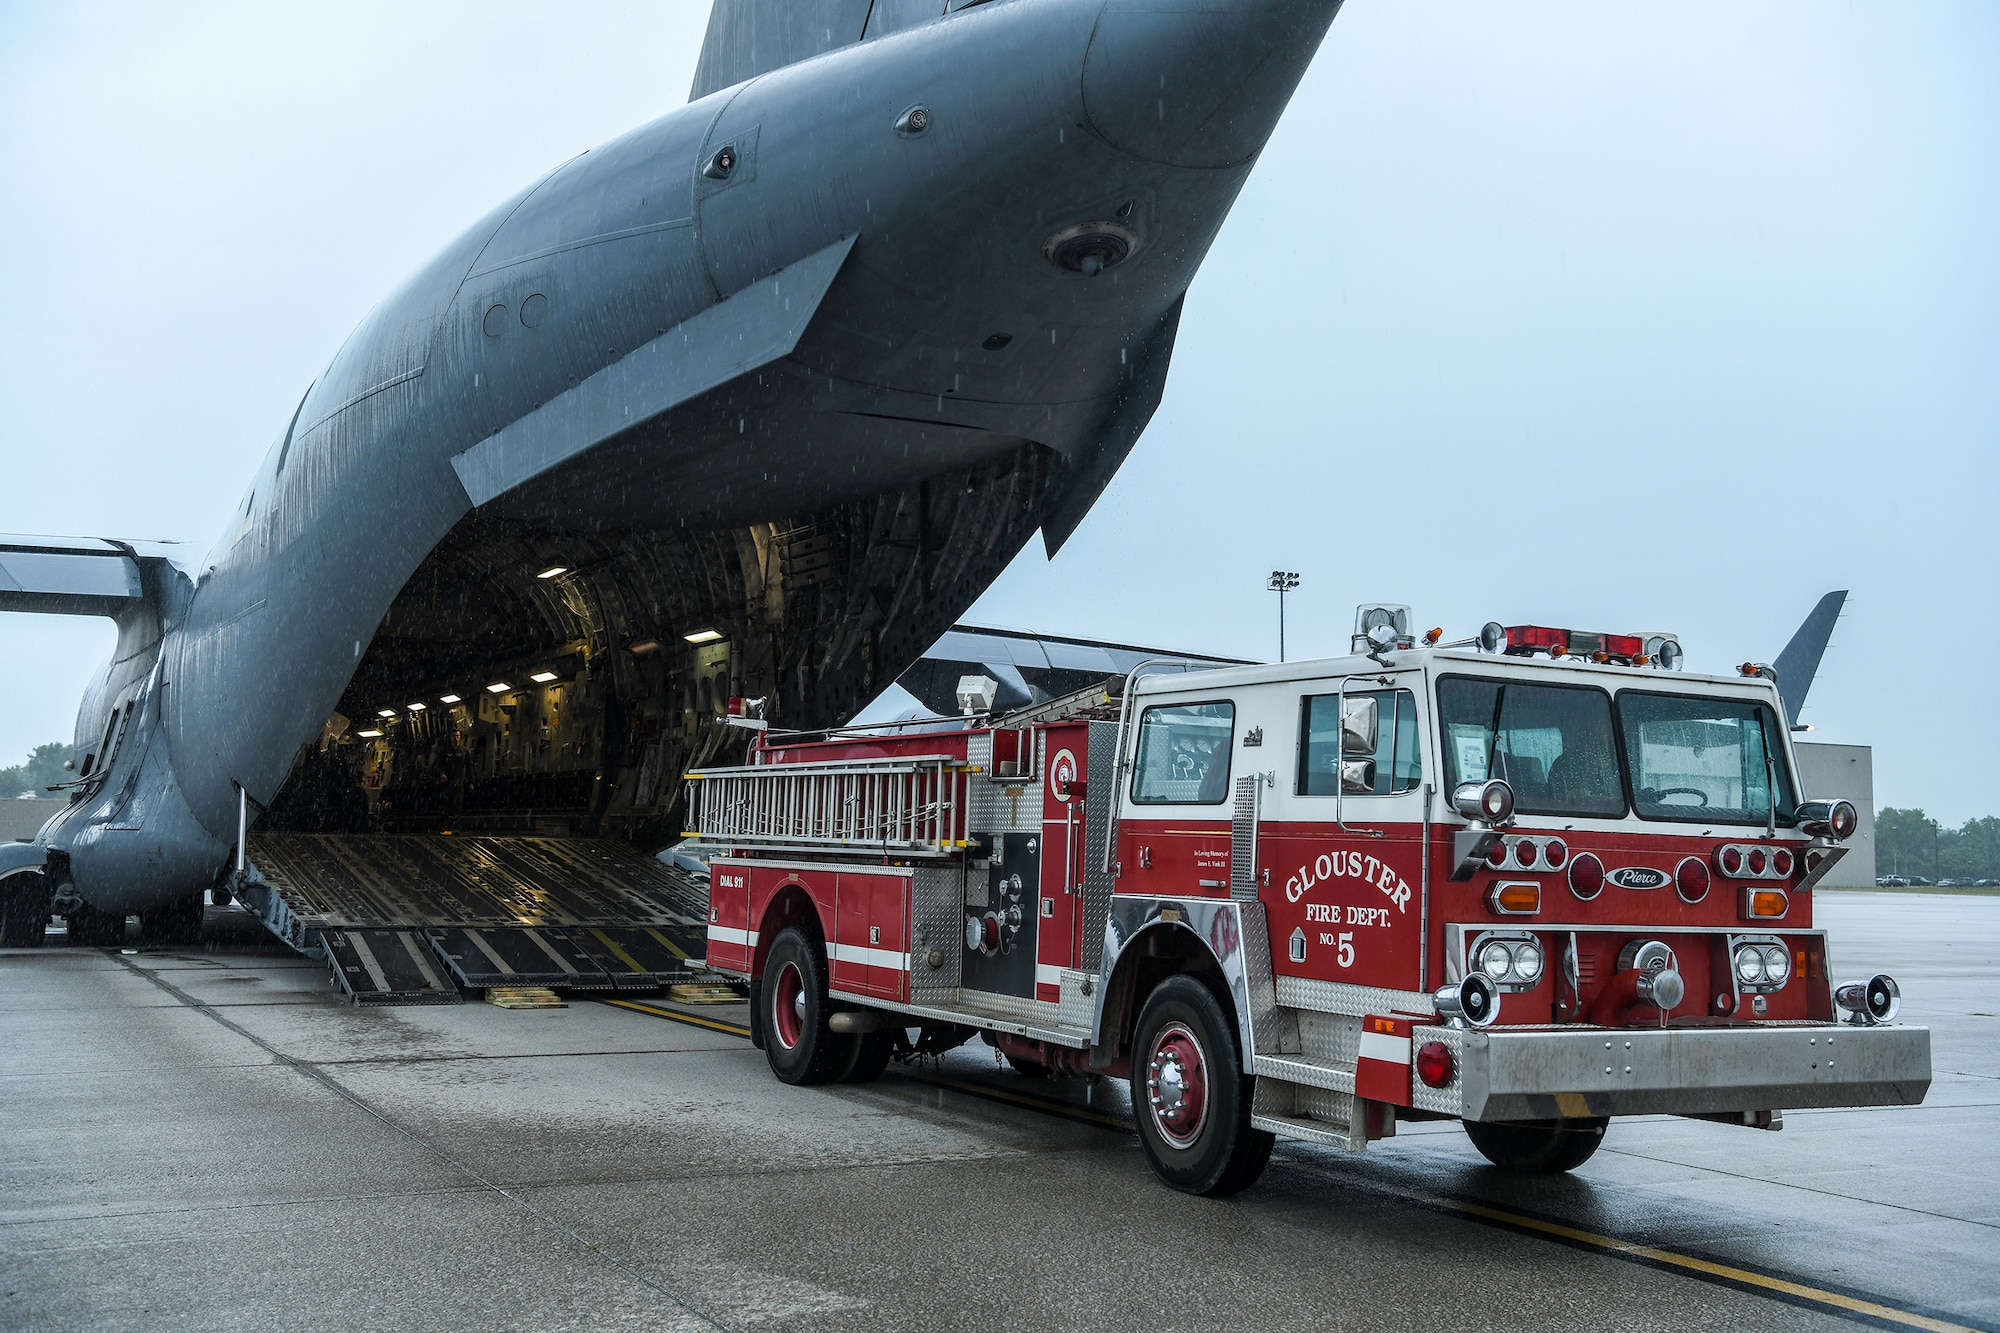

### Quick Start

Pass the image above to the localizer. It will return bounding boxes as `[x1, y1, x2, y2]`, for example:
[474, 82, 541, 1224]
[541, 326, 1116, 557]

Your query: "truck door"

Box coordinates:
[1261, 677, 1429, 993]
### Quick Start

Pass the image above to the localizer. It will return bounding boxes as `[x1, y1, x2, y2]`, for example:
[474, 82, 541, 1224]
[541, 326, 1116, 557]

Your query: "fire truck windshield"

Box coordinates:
[1437, 677, 1625, 818]
[1617, 691, 1796, 826]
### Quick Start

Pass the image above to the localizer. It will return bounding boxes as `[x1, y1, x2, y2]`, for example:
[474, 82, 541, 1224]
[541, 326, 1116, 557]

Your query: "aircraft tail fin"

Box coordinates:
[690, 0, 875, 101]
[1772, 589, 1847, 728]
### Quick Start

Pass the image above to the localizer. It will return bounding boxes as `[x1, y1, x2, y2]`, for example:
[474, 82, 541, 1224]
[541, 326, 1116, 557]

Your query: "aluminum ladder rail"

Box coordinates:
[683, 754, 971, 857]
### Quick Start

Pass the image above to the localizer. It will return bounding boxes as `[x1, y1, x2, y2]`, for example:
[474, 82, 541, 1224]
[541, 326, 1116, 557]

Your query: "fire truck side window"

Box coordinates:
[1297, 688, 1420, 796]
[1437, 677, 1625, 818]
[1617, 691, 1798, 826]
[1130, 700, 1235, 805]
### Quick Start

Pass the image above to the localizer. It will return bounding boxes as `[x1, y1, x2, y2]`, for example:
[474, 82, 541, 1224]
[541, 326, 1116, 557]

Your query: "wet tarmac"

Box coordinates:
[1, 892, 1992, 1332]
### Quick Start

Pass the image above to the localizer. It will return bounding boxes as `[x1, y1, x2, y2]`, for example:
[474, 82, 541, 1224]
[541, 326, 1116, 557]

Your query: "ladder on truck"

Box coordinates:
[682, 754, 971, 857]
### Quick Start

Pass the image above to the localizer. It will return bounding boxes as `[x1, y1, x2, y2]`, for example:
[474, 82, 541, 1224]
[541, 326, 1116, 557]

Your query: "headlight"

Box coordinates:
[1761, 945, 1792, 987]
[1480, 940, 1514, 979]
[1735, 947, 1765, 983]
[1513, 941, 1545, 983]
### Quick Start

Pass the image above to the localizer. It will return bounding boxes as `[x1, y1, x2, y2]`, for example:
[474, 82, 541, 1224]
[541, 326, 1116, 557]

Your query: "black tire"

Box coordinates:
[1463, 1117, 1608, 1173]
[66, 903, 126, 948]
[0, 872, 50, 948]
[140, 893, 205, 947]
[1129, 974, 1273, 1196]
[759, 927, 854, 1086]
[833, 1028, 897, 1084]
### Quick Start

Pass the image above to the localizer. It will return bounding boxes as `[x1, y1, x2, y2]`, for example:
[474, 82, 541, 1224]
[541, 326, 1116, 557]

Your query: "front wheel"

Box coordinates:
[759, 927, 854, 1086]
[1129, 974, 1272, 1196]
[1463, 1116, 1608, 1173]
[0, 872, 49, 948]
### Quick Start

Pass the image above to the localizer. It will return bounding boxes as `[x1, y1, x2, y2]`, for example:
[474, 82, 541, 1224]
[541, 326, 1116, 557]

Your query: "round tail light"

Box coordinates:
[1515, 840, 1539, 869]
[1772, 848, 1794, 878]
[1717, 845, 1743, 876]
[1415, 1040, 1455, 1089]
[1568, 852, 1605, 900]
[1831, 801, 1858, 840]
[1487, 840, 1509, 868]
[1747, 848, 1768, 876]
[1543, 838, 1567, 869]
[1675, 856, 1711, 903]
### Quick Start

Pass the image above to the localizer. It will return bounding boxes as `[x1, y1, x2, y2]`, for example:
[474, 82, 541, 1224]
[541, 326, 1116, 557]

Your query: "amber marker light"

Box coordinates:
[1745, 888, 1789, 919]
[1424, 627, 1443, 645]
[1489, 882, 1541, 915]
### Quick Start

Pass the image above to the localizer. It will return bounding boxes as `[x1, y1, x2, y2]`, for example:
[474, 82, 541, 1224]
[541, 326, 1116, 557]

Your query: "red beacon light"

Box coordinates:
[1498, 625, 1644, 664]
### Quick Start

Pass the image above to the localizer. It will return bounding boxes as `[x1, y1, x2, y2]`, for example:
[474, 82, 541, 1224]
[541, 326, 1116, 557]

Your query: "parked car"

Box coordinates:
[1877, 876, 1910, 887]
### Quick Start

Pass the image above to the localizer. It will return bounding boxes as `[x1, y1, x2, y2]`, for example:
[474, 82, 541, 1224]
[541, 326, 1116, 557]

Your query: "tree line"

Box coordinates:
[1, 743, 70, 800]
[1875, 808, 2000, 882]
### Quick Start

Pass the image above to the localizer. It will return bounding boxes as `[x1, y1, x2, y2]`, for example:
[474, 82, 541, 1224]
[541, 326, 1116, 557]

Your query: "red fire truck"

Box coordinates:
[688, 605, 1931, 1195]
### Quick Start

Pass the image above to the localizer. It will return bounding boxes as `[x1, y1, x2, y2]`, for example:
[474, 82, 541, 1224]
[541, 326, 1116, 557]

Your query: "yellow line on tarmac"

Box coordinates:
[1433, 1198, 1981, 1333]
[596, 996, 1980, 1332]
[599, 998, 751, 1038]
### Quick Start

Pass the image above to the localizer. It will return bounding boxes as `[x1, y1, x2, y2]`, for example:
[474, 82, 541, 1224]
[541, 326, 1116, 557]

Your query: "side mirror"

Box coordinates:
[1340, 695, 1378, 756]
[1340, 758, 1377, 795]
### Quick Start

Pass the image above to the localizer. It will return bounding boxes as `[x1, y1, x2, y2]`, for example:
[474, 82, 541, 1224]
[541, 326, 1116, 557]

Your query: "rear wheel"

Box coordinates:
[833, 1029, 897, 1084]
[759, 927, 854, 1086]
[1129, 974, 1272, 1196]
[0, 872, 49, 947]
[66, 903, 126, 948]
[1463, 1117, 1608, 1173]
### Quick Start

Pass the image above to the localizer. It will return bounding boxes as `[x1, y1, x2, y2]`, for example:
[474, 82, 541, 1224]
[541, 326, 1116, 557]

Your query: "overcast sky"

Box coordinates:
[2, 2, 1994, 822]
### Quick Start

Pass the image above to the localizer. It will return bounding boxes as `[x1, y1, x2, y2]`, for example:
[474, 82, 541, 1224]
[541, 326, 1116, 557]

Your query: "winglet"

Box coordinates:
[1772, 590, 1847, 728]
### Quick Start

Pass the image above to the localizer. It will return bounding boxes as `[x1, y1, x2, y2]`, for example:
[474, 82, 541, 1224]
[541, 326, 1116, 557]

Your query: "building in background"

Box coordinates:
[1794, 742, 1875, 887]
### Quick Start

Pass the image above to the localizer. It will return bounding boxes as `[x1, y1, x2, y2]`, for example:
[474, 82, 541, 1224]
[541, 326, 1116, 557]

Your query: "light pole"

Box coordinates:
[1268, 571, 1300, 663]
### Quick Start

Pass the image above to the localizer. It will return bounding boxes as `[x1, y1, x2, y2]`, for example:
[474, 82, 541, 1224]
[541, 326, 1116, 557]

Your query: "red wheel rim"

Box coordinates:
[1144, 1021, 1210, 1149]
[772, 961, 805, 1049]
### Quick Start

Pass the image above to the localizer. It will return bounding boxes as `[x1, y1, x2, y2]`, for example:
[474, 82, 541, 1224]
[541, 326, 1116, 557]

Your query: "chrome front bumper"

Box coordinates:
[1417, 1022, 1932, 1122]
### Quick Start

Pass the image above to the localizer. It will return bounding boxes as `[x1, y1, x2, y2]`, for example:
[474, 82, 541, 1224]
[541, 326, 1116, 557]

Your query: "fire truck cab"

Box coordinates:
[691, 607, 1931, 1195]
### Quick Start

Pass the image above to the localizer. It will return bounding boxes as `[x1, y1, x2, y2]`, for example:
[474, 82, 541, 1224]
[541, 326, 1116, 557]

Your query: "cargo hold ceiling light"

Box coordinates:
[535, 566, 567, 580]
[377, 709, 397, 718]
[684, 628, 724, 644]
[486, 682, 512, 694]
[529, 671, 558, 683]
[356, 729, 383, 738]
[406, 702, 426, 712]
[439, 694, 462, 704]
[627, 639, 662, 657]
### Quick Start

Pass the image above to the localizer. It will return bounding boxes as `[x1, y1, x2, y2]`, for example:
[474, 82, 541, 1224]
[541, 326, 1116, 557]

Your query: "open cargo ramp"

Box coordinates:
[239, 833, 711, 1002]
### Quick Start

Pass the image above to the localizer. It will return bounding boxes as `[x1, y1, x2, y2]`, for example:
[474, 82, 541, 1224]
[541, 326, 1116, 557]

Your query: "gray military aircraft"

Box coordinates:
[0, 0, 1345, 950]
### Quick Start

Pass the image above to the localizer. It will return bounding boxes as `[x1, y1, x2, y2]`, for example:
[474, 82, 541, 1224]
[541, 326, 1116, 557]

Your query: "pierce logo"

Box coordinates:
[1608, 866, 1669, 890]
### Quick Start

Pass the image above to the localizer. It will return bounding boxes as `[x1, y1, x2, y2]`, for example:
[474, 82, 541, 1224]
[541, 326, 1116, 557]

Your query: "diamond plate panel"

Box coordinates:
[1078, 720, 1119, 970]
[1298, 1011, 1362, 1067]
[1058, 968, 1097, 1029]
[1275, 973, 1432, 1020]
[910, 865, 963, 998]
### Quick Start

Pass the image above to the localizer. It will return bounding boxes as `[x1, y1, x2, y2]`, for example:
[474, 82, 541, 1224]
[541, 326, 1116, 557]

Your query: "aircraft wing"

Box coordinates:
[0, 536, 147, 617]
